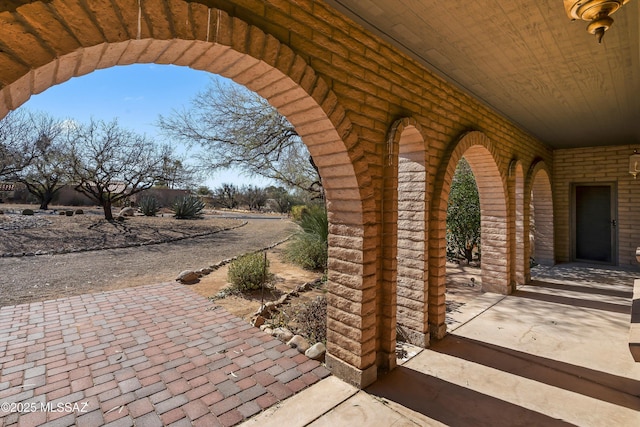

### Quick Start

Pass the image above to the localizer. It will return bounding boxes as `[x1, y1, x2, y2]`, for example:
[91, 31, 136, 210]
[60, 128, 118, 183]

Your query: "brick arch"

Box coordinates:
[429, 131, 510, 337]
[0, 5, 378, 387]
[526, 160, 555, 267]
[380, 117, 428, 360]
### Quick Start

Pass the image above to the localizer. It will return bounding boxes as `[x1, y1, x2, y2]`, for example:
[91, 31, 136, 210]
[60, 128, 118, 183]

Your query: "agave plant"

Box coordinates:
[138, 195, 160, 217]
[170, 195, 205, 219]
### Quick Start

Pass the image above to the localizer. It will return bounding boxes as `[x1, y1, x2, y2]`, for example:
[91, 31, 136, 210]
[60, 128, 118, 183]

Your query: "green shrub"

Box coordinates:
[227, 252, 272, 292]
[75, 209, 84, 215]
[22, 209, 34, 216]
[286, 205, 328, 270]
[170, 195, 205, 219]
[290, 205, 308, 221]
[285, 233, 327, 270]
[65, 210, 74, 216]
[139, 196, 160, 217]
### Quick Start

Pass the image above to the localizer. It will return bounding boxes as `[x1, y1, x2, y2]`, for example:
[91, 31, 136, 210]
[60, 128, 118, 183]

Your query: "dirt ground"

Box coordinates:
[0, 204, 324, 324]
[190, 243, 325, 322]
[0, 205, 241, 255]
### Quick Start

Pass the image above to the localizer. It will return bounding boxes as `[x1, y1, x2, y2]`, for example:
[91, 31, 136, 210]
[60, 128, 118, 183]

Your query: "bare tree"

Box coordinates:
[66, 119, 169, 220]
[0, 110, 35, 180]
[156, 155, 200, 190]
[157, 79, 322, 197]
[241, 185, 268, 211]
[16, 112, 71, 210]
[212, 183, 240, 209]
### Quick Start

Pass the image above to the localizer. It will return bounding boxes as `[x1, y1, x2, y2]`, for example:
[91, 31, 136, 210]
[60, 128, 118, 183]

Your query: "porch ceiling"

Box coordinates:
[324, 0, 640, 149]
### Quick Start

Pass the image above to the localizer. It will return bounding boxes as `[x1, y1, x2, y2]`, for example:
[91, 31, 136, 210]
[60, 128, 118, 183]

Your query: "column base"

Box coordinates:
[376, 350, 397, 373]
[429, 322, 447, 340]
[325, 353, 377, 389]
[397, 325, 430, 348]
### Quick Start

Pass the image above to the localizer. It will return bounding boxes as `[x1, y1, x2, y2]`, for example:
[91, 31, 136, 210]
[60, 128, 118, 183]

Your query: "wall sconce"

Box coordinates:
[564, 0, 630, 43]
[630, 150, 640, 179]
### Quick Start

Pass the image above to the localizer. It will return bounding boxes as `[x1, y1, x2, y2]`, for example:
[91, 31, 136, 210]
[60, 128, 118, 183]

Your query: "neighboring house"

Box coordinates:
[130, 188, 191, 207]
[0, 182, 15, 202]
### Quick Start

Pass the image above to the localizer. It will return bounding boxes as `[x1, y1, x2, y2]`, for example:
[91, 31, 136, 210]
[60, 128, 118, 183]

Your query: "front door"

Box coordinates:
[572, 184, 616, 264]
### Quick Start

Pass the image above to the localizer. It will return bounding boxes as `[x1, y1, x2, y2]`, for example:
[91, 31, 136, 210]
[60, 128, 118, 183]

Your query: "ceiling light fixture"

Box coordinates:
[564, 0, 630, 43]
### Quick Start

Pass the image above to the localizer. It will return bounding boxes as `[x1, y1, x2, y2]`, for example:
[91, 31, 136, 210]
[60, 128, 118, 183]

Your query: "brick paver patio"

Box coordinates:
[0, 283, 329, 426]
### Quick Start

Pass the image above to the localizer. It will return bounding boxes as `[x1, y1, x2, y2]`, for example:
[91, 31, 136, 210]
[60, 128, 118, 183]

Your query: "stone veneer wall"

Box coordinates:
[0, 0, 555, 387]
[553, 145, 640, 267]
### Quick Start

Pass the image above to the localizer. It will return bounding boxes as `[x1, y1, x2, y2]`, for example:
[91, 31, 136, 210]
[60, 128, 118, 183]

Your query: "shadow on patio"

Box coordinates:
[243, 263, 640, 426]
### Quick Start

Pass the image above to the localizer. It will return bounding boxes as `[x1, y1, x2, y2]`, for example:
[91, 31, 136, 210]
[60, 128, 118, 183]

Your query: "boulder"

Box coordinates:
[176, 270, 199, 284]
[119, 207, 135, 217]
[272, 327, 293, 342]
[287, 335, 310, 353]
[305, 342, 326, 361]
[252, 315, 266, 328]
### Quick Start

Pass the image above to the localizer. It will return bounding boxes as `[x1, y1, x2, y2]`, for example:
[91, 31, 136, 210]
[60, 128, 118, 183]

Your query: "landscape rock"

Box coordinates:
[263, 301, 277, 312]
[176, 270, 199, 284]
[119, 207, 135, 217]
[252, 315, 266, 327]
[287, 335, 310, 353]
[305, 342, 326, 361]
[272, 327, 293, 342]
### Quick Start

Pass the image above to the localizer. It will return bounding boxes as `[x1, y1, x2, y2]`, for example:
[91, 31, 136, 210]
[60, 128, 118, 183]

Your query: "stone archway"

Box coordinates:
[527, 161, 554, 268]
[429, 131, 510, 338]
[380, 117, 428, 363]
[0, 4, 378, 387]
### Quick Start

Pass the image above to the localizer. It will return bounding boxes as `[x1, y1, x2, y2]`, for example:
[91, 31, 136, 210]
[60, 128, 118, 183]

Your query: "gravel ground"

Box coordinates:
[0, 215, 297, 308]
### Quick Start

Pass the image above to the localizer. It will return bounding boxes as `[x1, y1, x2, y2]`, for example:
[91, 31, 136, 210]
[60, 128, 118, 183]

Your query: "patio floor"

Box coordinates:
[0, 283, 329, 427]
[242, 263, 640, 426]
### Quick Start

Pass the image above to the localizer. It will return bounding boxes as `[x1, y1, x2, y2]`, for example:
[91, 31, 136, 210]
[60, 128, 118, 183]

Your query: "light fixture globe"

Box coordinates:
[564, 0, 630, 43]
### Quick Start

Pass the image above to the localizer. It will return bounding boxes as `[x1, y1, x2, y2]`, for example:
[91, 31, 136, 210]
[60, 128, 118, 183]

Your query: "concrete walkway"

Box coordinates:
[0, 283, 329, 426]
[242, 264, 640, 426]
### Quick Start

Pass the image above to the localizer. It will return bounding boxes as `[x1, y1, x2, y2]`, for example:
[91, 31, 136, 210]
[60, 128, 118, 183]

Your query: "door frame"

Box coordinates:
[570, 182, 618, 265]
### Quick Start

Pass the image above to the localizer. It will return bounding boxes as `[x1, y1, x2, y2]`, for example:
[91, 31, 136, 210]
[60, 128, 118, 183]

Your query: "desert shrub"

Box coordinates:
[293, 296, 327, 344]
[170, 195, 205, 219]
[227, 252, 272, 292]
[21, 209, 34, 216]
[286, 206, 328, 270]
[139, 196, 160, 217]
[290, 205, 308, 221]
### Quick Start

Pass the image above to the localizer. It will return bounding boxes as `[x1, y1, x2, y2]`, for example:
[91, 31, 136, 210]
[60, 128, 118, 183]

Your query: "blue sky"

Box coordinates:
[21, 63, 272, 189]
